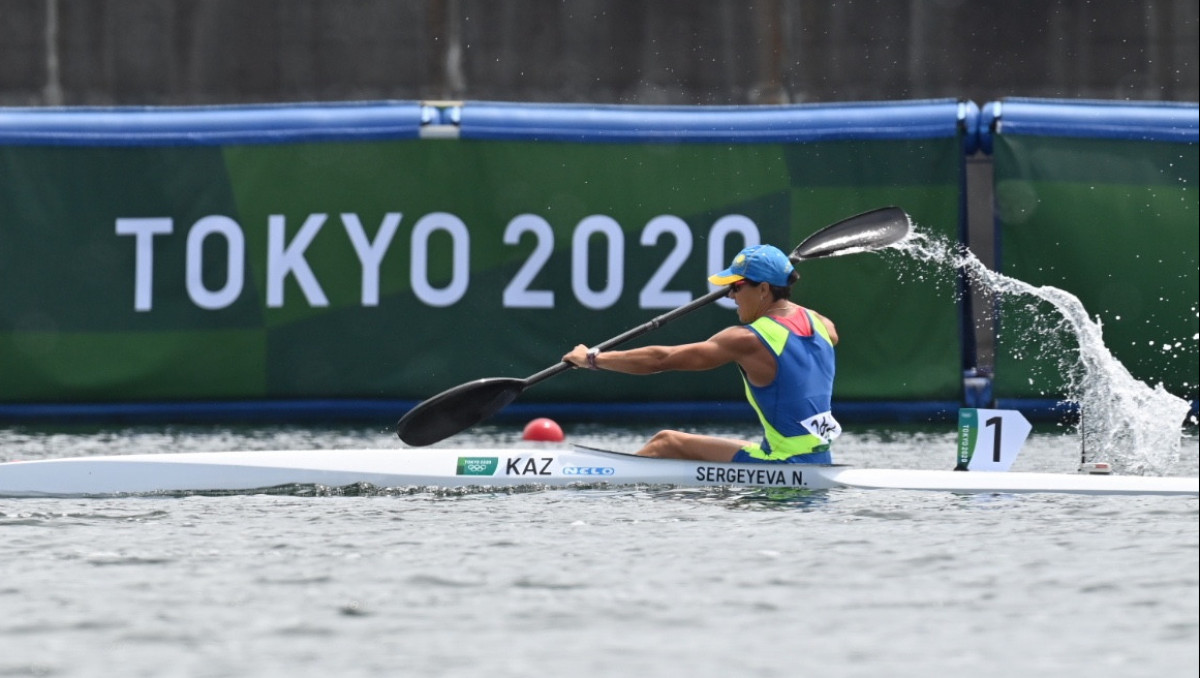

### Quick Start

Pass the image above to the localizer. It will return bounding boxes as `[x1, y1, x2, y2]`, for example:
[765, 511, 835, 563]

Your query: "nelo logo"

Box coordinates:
[562, 466, 615, 477]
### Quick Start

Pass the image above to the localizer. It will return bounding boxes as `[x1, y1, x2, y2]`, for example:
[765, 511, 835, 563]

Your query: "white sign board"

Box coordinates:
[956, 409, 1032, 472]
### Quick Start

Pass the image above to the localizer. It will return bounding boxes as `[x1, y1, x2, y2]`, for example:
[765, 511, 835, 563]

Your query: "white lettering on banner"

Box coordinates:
[115, 217, 173, 312]
[572, 215, 624, 310]
[268, 214, 329, 308]
[410, 212, 469, 307]
[186, 215, 244, 310]
[639, 215, 693, 308]
[115, 211, 765, 312]
[502, 214, 555, 308]
[342, 212, 401, 307]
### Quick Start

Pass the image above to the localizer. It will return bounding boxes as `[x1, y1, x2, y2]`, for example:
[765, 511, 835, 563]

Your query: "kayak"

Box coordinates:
[1, 445, 1196, 497]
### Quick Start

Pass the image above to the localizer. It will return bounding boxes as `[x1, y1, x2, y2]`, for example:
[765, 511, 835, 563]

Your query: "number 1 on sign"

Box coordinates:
[986, 416, 1002, 462]
[957, 409, 1031, 472]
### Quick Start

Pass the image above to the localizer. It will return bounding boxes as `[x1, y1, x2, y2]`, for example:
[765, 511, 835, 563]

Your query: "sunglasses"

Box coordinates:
[727, 279, 759, 297]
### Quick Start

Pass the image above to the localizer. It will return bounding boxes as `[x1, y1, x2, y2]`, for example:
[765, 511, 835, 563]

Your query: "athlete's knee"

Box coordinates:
[639, 430, 687, 458]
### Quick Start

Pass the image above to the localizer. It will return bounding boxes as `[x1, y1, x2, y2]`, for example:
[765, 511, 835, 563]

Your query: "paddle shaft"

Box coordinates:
[522, 287, 729, 388]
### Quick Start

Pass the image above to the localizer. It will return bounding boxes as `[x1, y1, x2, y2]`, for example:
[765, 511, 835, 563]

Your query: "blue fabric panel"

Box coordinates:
[456, 99, 976, 144]
[0, 101, 426, 146]
[978, 98, 1199, 153]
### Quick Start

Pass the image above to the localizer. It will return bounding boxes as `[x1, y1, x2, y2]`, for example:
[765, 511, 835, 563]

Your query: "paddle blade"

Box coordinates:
[791, 206, 912, 261]
[395, 378, 527, 446]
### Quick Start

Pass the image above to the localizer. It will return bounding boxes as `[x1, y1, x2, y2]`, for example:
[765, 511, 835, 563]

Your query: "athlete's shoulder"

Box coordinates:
[810, 310, 838, 345]
[714, 323, 759, 342]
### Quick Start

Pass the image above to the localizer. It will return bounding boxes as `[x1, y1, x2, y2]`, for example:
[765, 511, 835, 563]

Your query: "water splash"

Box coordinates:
[888, 230, 1189, 475]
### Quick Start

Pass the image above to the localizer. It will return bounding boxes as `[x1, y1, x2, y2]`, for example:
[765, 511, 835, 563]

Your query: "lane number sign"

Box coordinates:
[956, 408, 1032, 472]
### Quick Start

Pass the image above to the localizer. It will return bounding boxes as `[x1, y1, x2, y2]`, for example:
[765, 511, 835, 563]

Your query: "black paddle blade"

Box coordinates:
[395, 378, 527, 446]
[791, 206, 912, 261]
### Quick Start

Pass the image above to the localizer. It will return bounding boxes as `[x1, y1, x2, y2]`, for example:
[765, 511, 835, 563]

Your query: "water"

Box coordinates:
[3, 227, 1197, 676]
[892, 230, 1194, 475]
[1, 423, 1197, 678]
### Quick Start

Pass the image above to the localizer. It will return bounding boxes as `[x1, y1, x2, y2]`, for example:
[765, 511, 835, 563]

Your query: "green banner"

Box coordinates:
[1, 137, 964, 404]
[993, 136, 1199, 401]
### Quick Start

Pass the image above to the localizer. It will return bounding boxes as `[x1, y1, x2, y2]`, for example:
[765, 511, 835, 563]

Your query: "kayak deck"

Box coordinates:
[1, 446, 1196, 498]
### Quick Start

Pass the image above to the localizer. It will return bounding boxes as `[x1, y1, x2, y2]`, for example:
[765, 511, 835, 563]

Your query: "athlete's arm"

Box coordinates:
[563, 326, 762, 375]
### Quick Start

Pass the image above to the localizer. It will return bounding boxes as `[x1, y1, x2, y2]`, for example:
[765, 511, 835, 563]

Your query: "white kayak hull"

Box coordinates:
[1, 446, 1196, 498]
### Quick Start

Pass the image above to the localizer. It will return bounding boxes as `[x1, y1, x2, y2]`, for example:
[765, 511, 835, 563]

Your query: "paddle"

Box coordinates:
[395, 206, 912, 445]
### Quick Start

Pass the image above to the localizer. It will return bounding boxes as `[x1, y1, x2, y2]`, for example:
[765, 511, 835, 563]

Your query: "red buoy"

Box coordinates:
[522, 417, 565, 442]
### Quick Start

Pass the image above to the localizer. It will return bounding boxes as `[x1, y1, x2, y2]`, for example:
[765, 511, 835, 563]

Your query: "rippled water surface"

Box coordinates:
[1, 422, 1197, 678]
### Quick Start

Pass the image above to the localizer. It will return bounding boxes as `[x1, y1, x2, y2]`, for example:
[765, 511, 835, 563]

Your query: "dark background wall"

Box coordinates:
[2, 0, 1197, 107]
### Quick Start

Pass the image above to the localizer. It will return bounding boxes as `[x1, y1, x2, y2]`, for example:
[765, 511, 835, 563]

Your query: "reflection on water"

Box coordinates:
[645, 485, 830, 511]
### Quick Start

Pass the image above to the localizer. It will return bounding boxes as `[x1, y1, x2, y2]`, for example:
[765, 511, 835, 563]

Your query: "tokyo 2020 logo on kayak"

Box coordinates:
[456, 457, 499, 476]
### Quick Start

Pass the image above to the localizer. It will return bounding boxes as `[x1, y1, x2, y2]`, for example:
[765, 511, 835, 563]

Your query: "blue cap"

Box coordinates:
[708, 244, 795, 287]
